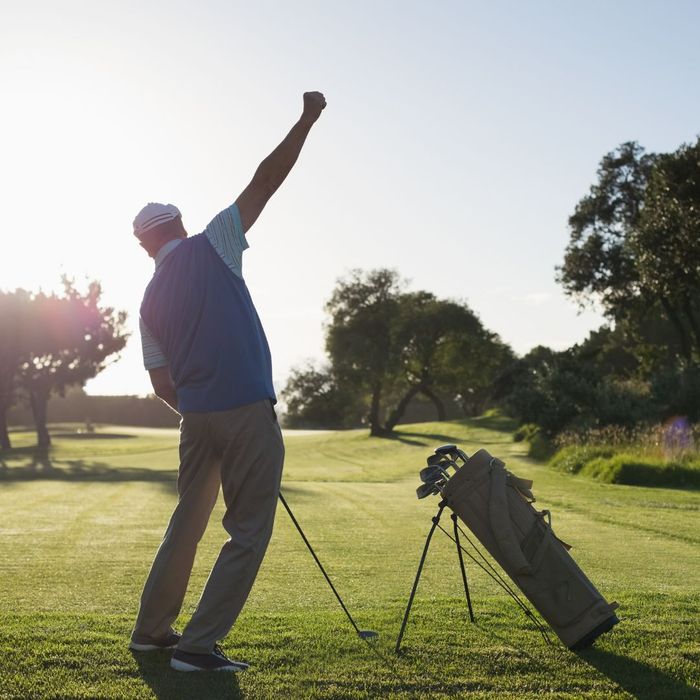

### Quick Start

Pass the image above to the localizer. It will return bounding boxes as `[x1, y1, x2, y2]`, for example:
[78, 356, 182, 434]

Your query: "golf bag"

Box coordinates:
[433, 447, 619, 649]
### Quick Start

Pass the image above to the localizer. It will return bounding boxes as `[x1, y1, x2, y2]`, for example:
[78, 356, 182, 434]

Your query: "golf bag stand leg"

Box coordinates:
[452, 512, 475, 622]
[395, 502, 446, 654]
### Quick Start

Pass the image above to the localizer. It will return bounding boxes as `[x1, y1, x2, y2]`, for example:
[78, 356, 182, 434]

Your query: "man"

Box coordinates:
[129, 91, 327, 672]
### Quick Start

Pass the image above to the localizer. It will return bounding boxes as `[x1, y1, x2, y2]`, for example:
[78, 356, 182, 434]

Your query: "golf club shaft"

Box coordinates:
[278, 491, 364, 636]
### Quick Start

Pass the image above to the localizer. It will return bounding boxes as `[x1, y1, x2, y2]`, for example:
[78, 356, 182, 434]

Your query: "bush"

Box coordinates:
[550, 445, 617, 474]
[528, 433, 556, 461]
[513, 423, 539, 443]
[581, 453, 700, 488]
[513, 423, 555, 460]
[549, 444, 700, 488]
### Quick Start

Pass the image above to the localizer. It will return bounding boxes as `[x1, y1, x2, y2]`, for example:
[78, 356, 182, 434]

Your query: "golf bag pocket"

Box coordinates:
[443, 448, 619, 649]
[520, 515, 554, 573]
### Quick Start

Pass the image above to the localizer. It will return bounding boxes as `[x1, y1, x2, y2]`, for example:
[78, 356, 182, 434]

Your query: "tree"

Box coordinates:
[557, 141, 654, 314]
[0, 290, 32, 449]
[558, 139, 700, 363]
[438, 329, 514, 417]
[291, 269, 513, 434]
[16, 279, 128, 447]
[382, 292, 489, 431]
[281, 363, 364, 428]
[325, 269, 403, 435]
[633, 139, 700, 354]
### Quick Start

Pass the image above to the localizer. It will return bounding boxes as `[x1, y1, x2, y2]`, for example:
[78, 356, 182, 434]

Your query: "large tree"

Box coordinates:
[0, 290, 32, 449]
[325, 269, 403, 435]
[382, 291, 490, 431]
[557, 139, 700, 364]
[557, 142, 654, 312]
[437, 327, 514, 417]
[633, 139, 700, 355]
[291, 269, 512, 434]
[16, 279, 128, 447]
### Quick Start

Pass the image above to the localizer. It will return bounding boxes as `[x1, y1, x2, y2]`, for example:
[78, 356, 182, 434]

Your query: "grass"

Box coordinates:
[1, 417, 699, 699]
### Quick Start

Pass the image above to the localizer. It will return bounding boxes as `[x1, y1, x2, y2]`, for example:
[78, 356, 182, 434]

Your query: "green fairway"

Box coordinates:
[1, 418, 698, 699]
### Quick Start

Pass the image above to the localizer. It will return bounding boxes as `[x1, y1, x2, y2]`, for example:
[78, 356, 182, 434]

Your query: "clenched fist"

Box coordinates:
[301, 91, 327, 125]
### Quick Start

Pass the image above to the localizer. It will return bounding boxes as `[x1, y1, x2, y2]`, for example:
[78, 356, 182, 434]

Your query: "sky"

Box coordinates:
[1, 0, 699, 397]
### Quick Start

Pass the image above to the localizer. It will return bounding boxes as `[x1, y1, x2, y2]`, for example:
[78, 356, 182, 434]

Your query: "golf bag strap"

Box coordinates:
[507, 473, 535, 502]
[533, 508, 573, 553]
[489, 459, 533, 575]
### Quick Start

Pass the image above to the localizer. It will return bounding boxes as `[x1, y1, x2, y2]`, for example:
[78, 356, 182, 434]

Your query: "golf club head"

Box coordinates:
[435, 444, 459, 458]
[454, 447, 470, 463]
[437, 460, 457, 477]
[420, 465, 444, 483]
[416, 482, 440, 499]
[427, 453, 444, 466]
[358, 630, 379, 641]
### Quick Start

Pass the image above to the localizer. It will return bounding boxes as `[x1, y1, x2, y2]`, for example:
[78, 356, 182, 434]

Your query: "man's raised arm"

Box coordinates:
[235, 91, 326, 233]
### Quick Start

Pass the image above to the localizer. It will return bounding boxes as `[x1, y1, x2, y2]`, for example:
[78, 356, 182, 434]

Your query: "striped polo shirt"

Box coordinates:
[139, 203, 276, 412]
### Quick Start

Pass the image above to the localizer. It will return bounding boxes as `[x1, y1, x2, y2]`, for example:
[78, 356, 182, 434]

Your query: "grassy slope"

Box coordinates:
[0, 418, 698, 699]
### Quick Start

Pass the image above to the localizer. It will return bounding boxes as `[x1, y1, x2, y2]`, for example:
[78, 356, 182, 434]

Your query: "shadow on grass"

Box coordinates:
[279, 483, 322, 498]
[1, 433, 137, 455]
[373, 415, 518, 448]
[467, 413, 518, 433]
[580, 648, 700, 700]
[376, 432, 431, 447]
[376, 429, 471, 447]
[131, 652, 243, 700]
[0, 450, 176, 487]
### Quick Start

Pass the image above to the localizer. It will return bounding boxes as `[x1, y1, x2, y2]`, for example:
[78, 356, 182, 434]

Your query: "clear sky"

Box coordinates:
[1, 0, 699, 397]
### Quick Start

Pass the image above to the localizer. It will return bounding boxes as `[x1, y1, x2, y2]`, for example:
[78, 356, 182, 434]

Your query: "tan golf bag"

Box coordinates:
[440, 448, 619, 649]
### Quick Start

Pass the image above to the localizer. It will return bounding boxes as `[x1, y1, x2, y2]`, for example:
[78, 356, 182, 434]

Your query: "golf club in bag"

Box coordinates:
[397, 444, 619, 652]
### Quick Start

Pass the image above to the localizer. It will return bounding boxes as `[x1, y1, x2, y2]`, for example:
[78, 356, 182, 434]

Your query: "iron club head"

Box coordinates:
[416, 482, 441, 499]
[420, 465, 444, 483]
[435, 444, 458, 458]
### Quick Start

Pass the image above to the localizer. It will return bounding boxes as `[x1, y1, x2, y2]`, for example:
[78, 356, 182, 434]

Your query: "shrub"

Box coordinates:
[555, 419, 698, 460]
[580, 453, 700, 488]
[549, 441, 700, 488]
[513, 423, 540, 443]
[528, 432, 556, 461]
[513, 423, 555, 460]
[549, 445, 616, 474]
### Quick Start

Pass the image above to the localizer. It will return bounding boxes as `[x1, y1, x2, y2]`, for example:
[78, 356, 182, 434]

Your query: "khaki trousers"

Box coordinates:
[132, 399, 285, 654]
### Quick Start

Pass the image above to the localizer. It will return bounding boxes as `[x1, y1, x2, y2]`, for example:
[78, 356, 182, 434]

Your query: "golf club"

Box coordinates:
[419, 464, 444, 483]
[278, 492, 378, 641]
[416, 482, 440, 499]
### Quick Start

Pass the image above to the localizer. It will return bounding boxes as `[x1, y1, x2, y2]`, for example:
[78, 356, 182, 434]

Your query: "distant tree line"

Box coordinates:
[0, 279, 127, 448]
[284, 137, 700, 437]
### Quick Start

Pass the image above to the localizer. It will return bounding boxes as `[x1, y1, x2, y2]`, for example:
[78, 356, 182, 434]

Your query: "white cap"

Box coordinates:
[133, 203, 181, 239]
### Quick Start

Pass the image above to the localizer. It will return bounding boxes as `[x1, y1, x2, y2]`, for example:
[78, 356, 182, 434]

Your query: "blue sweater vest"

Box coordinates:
[140, 234, 275, 412]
